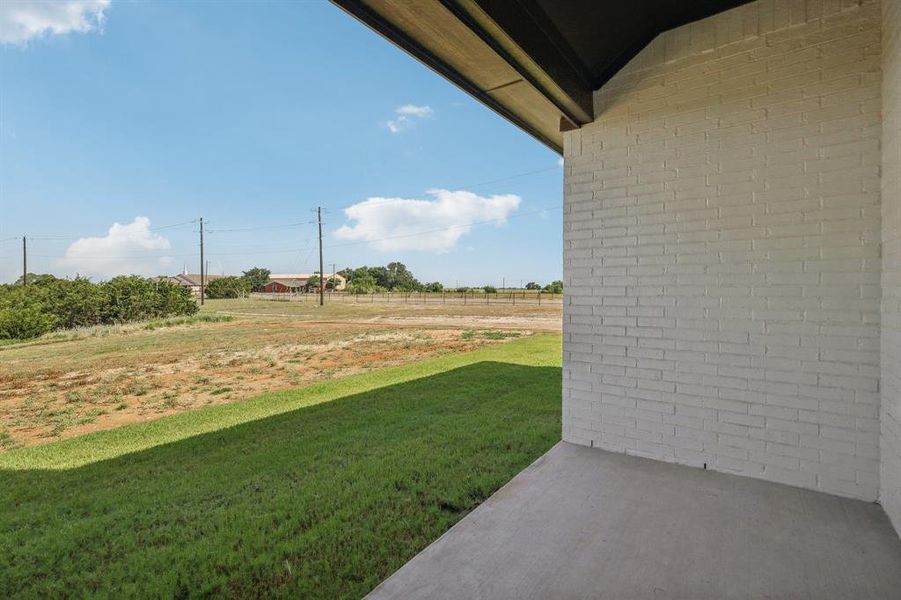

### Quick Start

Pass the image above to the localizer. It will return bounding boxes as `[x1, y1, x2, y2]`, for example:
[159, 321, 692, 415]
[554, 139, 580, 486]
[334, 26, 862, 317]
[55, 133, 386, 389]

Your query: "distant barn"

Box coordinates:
[263, 278, 308, 293]
[262, 273, 346, 293]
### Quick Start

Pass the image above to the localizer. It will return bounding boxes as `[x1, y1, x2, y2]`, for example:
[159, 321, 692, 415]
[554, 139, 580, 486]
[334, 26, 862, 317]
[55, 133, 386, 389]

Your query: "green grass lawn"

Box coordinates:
[0, 335, 561, 599]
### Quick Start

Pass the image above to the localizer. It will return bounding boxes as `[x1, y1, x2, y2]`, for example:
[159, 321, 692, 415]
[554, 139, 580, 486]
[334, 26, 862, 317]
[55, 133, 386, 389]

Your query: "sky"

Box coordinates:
[0, 0, 563, 287]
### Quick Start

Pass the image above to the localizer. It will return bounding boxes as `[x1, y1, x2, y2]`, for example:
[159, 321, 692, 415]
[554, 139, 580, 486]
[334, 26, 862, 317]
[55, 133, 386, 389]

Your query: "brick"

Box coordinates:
[563, 0, 887, 504]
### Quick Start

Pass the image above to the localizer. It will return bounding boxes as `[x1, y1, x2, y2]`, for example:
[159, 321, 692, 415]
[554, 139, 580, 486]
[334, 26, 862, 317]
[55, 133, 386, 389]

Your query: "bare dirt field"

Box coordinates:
[0, 298, 561, 449]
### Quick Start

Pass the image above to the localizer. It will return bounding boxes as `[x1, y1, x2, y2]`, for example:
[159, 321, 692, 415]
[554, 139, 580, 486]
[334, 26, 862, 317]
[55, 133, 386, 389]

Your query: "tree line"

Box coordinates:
[0, 275, 197, 340]
[337, 263, 563, 295]
[204, 263, 564, 297]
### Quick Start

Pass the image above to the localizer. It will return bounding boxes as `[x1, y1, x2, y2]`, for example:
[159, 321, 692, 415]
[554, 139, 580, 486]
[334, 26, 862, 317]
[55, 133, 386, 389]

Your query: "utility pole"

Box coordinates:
[22, 236, 26, 286]
[199, 217, 205, 306]
[317, 207, 324, 306]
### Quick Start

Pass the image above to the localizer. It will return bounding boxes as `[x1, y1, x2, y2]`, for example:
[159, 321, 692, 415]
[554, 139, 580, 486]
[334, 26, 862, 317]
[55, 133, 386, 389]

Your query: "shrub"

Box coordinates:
[42, 278, 105, 330]
[0, 276, 197, 340]
[482, 285, 497, 294]
[102, 276, 196, 323]
[0, 306, 56, 340]
[205, 277, 250, 299]
[542, 280, 563, 294]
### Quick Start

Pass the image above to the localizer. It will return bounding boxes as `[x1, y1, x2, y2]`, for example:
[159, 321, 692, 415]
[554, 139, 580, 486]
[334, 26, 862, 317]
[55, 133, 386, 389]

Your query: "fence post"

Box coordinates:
[538, 292, 541, 306]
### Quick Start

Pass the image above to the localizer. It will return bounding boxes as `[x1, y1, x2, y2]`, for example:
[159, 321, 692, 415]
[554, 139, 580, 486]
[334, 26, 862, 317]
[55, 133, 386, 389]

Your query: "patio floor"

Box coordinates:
[366, 442, 901, 600]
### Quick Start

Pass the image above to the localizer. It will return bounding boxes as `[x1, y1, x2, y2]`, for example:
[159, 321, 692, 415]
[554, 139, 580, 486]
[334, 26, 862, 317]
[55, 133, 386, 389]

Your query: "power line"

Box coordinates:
[150, 219, 198, 231]
[327, 165, 561, 212]
[328, 204, 561, 249]
[17, 206, 557, 261]
[207, 220, 315, 234]
[16, 219, 198, 242]
[0, 164, 561, 244]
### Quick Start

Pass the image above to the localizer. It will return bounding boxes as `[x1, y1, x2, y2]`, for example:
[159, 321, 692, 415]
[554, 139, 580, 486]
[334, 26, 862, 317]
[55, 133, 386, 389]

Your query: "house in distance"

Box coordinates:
[263, 273, 347, 293]
[153, 272, 226, 296]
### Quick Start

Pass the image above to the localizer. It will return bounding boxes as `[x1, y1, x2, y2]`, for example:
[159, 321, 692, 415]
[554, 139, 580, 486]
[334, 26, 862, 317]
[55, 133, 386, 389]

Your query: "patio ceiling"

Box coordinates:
[331, 0, 752, 152]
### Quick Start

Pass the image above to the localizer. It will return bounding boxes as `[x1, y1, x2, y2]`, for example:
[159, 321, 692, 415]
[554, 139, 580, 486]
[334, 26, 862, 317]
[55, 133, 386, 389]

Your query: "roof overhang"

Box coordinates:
[332, 0, 752, 153]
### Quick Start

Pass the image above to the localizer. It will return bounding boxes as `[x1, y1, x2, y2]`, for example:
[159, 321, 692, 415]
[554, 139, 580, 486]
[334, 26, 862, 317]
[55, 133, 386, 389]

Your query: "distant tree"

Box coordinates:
[455, 286, 472, 293]
[525, 282, 541, 290]
[13, 273, 57, 286]
[482, 285, 497, 294]
[346, 272, 378, 294]
[386, 262, 422, 291]
[205, 276, 251, 299]
[367, 266, 390, 289]
[343, 266, 371, 286]
[241, 267, 270, 292]
[543, 280, 563, 294]
[341, 263, 422, 291]
[305, 274, 340, 292]
[423, 282, 443, 293]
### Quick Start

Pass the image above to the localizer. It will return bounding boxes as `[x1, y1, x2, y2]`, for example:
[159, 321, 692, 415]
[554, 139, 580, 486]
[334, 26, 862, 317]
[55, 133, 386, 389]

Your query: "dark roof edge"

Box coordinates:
[332, 0, 564, 154]
[440, 0, 592, 125]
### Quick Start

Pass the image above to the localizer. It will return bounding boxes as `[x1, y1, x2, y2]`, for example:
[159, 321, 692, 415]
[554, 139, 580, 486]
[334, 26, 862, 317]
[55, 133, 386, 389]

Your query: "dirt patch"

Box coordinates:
[0, 324, 525, 449]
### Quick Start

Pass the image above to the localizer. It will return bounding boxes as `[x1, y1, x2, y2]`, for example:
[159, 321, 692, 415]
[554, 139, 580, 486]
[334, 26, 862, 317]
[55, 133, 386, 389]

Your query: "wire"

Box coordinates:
[328, 165, 561, 213]
[0, 164, 561, 243]
[18, 206, 559, 261]
[17, 218, 199, 242]
[329, 204, 561, 249]
[207, 220, 315, 233]
[150, 219, 198, 231]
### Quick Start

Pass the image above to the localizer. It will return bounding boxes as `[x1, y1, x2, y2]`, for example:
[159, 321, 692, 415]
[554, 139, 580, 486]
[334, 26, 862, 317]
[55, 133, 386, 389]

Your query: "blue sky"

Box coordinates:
[0, 0, 562, 286]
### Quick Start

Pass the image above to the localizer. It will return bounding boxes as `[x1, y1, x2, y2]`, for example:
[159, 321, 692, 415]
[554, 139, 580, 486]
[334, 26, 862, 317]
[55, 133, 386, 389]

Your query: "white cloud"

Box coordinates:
[335, 189, 521, 253]
[58, 216, 174, 279]
[396, 104, 433, 118]
[385, 104, 433, 133]
[0, 0, 109, 45]
[557, 157, 564, 167]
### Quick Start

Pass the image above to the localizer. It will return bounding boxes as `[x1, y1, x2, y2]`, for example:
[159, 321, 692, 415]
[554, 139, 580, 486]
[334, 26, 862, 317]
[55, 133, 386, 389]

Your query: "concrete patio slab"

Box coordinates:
[366, 442, 901, 600]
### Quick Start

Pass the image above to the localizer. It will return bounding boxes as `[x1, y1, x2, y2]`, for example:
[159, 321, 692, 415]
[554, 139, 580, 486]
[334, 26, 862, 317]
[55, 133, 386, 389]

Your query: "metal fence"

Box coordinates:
[251, 291, 562, 306]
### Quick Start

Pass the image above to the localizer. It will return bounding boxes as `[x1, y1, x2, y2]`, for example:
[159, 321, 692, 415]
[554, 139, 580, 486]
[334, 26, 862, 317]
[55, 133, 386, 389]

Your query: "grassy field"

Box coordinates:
[0, 298, 560, 448]
[0, 335, 562, 598]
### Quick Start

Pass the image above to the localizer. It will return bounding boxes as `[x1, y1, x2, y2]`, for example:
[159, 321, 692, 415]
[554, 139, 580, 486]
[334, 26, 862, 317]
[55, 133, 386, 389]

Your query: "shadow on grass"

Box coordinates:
[1, 361, 561, 600]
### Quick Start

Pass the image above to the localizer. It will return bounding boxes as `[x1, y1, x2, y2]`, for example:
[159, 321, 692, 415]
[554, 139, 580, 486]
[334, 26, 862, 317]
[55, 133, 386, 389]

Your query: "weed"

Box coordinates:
[461, 330, 522, 341]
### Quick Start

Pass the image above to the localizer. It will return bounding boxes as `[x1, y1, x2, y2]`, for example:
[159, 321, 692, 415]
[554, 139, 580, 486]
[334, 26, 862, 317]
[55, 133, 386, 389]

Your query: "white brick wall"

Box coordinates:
[880, 0, 901, 532]
[563, 0, 884, 501]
